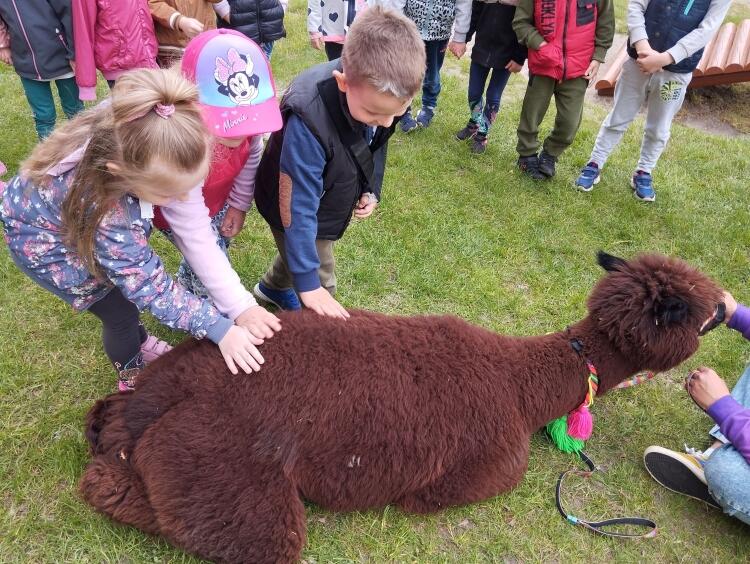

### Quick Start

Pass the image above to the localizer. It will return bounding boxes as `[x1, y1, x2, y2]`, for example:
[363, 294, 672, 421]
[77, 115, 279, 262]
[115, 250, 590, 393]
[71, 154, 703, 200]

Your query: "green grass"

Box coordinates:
[2, 3, 750, 562]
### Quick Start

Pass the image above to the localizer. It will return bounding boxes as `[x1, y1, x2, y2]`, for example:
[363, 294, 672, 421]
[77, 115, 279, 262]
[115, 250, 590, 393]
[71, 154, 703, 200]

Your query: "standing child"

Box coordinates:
[252, 7, 425, 317]
[455, 0, 527, 153]
[72, 0, 159, 98]
[574, 0, 732, 201]
[0, 0, 84, 139]
[148, 0, 221, 67]
[153, 29, 283, 338]
[307, 0, 367, 61]
[392, 0, 472, 131]
[0, 68, 266, 391]
[213, 0, 287, 61]
[513, 0, 614, 179]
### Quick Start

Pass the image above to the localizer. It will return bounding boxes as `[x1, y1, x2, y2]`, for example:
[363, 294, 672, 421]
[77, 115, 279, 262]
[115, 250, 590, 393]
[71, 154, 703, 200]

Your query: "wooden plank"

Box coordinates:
[705, 22, 736, 75]
[726, 19, 750, 72]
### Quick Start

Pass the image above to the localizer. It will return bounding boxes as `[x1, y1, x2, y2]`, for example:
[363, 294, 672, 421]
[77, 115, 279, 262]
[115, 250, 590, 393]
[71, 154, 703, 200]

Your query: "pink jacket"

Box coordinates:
[72, 0, 159, 100]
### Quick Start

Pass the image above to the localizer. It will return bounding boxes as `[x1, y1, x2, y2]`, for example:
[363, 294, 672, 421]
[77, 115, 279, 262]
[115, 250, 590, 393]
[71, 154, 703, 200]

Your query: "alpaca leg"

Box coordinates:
[84, 392, 134, 456]
[397, 448, 528, 514]
[131, 407, 307, 563]
[79, 455, 160, 535]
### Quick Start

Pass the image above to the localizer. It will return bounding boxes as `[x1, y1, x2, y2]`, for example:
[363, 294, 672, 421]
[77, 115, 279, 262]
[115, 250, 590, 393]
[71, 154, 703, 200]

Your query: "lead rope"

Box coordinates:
[550, 338, 658, 538]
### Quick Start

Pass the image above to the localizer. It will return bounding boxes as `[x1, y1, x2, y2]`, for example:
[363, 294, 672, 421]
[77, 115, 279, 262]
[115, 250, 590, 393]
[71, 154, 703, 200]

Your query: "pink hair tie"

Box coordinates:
[154, 103, 175, 119]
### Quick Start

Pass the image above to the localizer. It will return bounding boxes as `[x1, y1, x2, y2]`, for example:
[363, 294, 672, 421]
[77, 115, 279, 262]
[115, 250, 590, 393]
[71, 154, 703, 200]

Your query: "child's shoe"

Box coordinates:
[455, 121, 479, 141]
[253, 281, 301, 311]
[631, 170, 655, 202]
[140, 335, 173, 363]
[117, 368, 142, 393]
[538, 150, 557, 178]
[399, 112, 418, 133]
[416, 106, 435, 128]
[517, 155, 546, 180]
[471, 133, 488, 154]
[643, 445, 719, 507]
[575, 162, 601, 192]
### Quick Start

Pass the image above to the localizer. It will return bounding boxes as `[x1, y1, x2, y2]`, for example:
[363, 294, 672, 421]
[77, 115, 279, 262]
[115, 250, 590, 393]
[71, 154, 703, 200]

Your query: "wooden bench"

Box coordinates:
[596, 19, 750, 95]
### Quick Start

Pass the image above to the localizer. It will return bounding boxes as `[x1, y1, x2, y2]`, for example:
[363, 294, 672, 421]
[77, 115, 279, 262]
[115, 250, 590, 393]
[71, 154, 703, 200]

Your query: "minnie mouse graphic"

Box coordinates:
[214, 48, 260, 105]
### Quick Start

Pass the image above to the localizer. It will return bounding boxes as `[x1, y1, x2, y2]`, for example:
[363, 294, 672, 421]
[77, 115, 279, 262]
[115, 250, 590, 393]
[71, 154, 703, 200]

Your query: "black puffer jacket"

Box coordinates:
[468, 0, 527, 69]
[218, 0, 286, 44]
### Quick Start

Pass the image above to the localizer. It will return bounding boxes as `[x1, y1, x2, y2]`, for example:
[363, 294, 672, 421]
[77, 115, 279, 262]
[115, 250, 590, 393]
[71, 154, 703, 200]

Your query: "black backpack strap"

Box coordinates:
[318, 77, 394, 194]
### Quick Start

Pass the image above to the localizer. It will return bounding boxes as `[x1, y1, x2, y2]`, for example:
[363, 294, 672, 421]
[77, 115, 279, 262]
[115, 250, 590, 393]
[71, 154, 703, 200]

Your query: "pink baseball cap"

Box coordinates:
[181, 29, 282, 138]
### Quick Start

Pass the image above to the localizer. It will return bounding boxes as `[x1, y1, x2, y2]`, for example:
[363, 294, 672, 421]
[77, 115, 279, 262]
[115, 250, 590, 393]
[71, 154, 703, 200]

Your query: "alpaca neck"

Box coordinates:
[513, 317, 639, 433]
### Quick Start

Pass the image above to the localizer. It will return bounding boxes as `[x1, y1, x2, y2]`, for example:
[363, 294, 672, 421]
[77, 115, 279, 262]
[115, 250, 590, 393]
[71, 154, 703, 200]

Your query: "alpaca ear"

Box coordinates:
[655, 296, 689, 325]
[597, 251, 628, 272]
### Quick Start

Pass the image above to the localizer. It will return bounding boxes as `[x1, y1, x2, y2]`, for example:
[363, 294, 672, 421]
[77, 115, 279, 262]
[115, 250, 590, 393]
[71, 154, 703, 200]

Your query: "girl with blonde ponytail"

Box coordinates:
[0, 67, 266, 390]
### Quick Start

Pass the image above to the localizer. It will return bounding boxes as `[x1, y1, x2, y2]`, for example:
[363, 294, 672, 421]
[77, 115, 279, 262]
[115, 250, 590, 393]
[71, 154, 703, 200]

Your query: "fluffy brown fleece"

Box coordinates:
[79, 252, 722, 563]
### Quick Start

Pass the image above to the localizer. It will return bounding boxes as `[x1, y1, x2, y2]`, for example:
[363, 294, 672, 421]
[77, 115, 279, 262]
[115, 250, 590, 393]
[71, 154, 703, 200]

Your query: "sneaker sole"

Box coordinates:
[575, 174, 600, 192]
[400, 123, 418, 133]
[630, 177, 656, 202]
[644, 447, 719, 508]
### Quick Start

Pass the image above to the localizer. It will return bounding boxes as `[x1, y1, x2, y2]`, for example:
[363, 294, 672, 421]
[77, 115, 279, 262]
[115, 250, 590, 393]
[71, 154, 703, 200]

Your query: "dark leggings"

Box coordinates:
[88, 288, 146, 372]
[468, 61, 511, 132]
[324, 42, 343, 61]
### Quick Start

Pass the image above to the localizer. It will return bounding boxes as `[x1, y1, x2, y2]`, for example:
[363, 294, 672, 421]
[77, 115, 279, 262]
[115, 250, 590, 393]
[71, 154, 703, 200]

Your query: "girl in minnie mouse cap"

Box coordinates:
[154, 29, 285, 348]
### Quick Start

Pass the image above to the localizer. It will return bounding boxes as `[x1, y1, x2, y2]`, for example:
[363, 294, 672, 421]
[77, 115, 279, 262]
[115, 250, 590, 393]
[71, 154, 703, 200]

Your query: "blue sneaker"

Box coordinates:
[416, 106, 435, 128]
[631, 170, 656, 202]
[575, 162, 601, 192]
[253, 282, 301, 311]
[399, 112, 418, 133]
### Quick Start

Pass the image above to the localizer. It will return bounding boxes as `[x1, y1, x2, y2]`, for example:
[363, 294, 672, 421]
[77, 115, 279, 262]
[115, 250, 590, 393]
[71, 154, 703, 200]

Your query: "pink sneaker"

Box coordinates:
[140, 335, 173, 363]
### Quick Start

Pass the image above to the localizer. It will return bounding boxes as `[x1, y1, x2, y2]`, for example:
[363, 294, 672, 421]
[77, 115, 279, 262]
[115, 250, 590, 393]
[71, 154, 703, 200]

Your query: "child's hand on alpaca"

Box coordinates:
[220, 206, 247, 238]
[218, 325, 265, 375]
[0, 48, 10, 65]
[722, 290, 737, 324]
[583, 60, 600, 82]
[636, 51, 673, 74]
[686, 367, 731, 410]
[505, 60, 523, 73]
[299, 287, 350, 320]
[235, 305, 282, 340]
[448, 41, 467, 59]
[310, 33, 324, 50]
[354, 192, 377, 219]
[178, 16, 204, 38]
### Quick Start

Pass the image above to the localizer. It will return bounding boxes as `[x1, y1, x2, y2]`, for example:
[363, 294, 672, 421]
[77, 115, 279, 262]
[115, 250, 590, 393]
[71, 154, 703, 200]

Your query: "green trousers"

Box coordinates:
[516, 75, 588, 158]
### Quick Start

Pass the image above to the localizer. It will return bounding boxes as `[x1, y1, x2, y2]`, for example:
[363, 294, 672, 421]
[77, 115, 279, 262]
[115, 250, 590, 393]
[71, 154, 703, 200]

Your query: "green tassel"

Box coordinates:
[546, 415, 585, 453]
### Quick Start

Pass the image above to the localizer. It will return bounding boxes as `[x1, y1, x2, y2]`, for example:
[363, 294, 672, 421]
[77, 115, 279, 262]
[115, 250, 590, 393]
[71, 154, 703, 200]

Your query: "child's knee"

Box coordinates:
[705, 446, 750, 522]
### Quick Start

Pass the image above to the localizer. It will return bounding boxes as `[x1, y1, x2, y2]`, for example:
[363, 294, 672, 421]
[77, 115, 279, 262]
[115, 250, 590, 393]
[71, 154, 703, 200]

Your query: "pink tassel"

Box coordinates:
[567, 404, 593, 440]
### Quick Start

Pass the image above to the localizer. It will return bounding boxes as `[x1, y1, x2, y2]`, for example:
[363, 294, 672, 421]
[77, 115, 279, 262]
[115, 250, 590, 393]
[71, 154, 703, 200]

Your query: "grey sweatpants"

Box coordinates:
[589, 58, 691, 173]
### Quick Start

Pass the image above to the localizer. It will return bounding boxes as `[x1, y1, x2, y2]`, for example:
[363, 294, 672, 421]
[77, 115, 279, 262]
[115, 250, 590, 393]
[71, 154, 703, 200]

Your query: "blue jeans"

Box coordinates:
[704, 363, 750, 525]
[19, 76, 83, 139]
[422, 39, 448, 109]
[468, 61, 511, 135]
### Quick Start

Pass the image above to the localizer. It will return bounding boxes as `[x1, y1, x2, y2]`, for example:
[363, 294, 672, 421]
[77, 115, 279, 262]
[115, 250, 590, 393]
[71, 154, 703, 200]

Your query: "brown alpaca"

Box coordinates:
[80, 252, 723, 563]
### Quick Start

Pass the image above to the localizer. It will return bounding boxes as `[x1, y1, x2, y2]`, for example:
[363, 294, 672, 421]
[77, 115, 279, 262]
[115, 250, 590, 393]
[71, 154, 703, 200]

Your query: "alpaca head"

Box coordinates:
[587, 251, 723, 373]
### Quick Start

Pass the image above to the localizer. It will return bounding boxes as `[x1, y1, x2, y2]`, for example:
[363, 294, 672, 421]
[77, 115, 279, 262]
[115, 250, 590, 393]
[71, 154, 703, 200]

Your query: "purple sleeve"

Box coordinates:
[708, 395, 750, 463]
[727, 303, 750, 341]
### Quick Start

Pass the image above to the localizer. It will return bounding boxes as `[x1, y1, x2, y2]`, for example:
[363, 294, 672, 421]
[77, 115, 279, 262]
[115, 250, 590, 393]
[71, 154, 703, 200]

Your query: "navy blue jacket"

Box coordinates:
[626, 0, 711, 73]
[218, 0, 286, 45]
[0, 0, 74, 80]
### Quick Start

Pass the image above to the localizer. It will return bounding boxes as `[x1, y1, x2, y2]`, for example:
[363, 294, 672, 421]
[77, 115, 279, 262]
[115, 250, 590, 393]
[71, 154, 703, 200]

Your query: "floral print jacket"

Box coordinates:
[0, 161, 232, 344]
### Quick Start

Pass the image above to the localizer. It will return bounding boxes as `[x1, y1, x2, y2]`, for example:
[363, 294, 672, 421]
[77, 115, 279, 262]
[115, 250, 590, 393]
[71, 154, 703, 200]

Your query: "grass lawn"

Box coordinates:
[2, 2, 750, 562]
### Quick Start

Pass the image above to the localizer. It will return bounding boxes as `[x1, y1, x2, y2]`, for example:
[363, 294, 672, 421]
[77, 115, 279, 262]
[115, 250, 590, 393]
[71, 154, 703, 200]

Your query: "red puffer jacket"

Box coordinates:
[72, 0, 159, 100]
[527, 0, 596, 80]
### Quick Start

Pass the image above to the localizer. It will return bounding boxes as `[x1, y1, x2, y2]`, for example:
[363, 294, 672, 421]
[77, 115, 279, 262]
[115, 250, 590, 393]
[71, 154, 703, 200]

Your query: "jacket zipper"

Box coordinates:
[562, 0, 570, 80]
[10, 0, 41, 79]
[256, 0, 264, 44]
[57, 28, 68, 50]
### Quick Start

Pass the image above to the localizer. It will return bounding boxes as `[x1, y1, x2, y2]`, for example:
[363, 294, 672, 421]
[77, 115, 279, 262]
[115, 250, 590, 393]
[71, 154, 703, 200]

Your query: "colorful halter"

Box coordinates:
[546, 338, 654, 454]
